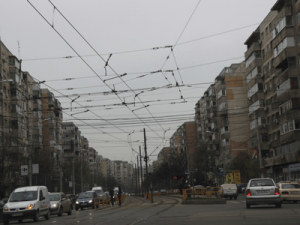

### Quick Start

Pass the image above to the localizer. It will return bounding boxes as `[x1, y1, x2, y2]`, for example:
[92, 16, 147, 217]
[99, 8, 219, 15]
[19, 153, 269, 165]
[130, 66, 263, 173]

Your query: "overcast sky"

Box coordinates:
[0, 0, 276, 164]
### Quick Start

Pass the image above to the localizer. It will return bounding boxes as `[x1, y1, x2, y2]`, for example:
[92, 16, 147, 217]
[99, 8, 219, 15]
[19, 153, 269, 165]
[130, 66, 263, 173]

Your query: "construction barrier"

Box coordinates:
[94, 196, 110, 209]
[115, 194, 126, 205]
[182, 187, 223, 200]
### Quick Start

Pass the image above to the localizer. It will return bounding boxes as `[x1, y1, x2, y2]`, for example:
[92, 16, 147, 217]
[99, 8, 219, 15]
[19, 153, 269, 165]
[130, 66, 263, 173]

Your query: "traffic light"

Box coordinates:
[173, 175, 184, 180]
[173, 176, 178, 180]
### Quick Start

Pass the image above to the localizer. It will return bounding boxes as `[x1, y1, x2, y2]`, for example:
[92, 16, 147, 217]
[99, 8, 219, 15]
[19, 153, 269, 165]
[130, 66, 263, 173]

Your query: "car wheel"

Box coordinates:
[246, 203, 250, 209]
[3, 220, 9, 225]
[234, 196, 237, 200]
[68, 205, 72, 215]
[276, 203, 282, 208]
[18, 220, 22, 223]
[58, 207, 63, 216]
[229, 196, 232, 200]
[75, 207, 78, 211]
[44, 210, 50, 220]
[81, 207, 83, 210]
[33, 210, 39, 222]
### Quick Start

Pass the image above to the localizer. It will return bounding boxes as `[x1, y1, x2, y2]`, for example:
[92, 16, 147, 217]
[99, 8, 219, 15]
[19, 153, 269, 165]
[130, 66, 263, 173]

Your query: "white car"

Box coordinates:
[245, 178, 281, 209]
[3, 186, 50, 224]
[220, 184, 238, 199]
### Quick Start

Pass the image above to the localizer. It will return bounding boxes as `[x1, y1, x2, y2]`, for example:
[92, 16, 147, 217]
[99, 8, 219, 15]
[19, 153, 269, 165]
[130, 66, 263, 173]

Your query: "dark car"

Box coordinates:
[237, 183, 247, 193]
[75, 191, 98, 210]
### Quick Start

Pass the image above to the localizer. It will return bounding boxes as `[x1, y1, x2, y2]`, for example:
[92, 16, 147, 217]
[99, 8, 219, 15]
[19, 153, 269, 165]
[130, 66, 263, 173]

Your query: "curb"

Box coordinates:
[181, 199, 226, 204]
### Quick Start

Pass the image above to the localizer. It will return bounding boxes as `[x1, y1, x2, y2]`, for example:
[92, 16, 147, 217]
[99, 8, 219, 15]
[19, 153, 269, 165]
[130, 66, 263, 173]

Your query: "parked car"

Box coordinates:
[66, 194, 76, 204]
[245, 178, 281, 209]
[237, 183, 247, 193]
[279, 182, 300, 203]
[49, 192, 72, 216]
[75, 191, 98, 210]
[3, 186, 50, 224]
[219, 184, 238, 199]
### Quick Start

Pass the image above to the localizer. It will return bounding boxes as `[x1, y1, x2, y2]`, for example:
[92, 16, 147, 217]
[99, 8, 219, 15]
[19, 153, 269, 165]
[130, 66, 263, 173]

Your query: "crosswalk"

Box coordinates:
[227, 200, 245, 204]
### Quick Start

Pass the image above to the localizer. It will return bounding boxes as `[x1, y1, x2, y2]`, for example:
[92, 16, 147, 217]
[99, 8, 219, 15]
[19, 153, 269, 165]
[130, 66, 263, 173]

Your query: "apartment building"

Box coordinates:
[80, 136, 89, 163]
[42, 89, 63, 191]
[255, 0, 300, 181]
[157, 147, 171, 165]
[196, 63, 250, 183]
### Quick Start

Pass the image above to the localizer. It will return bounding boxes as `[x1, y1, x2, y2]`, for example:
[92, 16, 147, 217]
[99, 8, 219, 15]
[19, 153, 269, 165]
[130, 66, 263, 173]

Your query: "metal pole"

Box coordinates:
[135, 163, 137, 195]
[137, 156, 140, 196]
[72, 157, 75, 194]
[81, 151, 83, 192]
[257, 126, 264, 178]
[29, 148, 32, 186]
[144, 129, 149, 195]
[139, 146, 144, 197]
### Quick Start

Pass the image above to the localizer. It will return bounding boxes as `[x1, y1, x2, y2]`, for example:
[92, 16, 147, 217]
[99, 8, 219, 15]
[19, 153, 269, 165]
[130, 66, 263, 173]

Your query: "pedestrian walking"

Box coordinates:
[118, 186, 122, 206]
[109, 187, 114, 206]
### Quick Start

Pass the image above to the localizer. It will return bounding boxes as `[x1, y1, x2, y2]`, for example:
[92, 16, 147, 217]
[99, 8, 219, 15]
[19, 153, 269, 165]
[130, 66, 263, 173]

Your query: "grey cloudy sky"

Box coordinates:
[0, 0, 276, 163]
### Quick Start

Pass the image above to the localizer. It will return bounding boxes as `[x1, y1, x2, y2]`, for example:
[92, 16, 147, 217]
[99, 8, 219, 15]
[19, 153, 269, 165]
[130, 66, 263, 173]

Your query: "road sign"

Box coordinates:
[260, 164, 264, 169]
[69, 181, 72, 187]
[32, 164, 39, 174]
[185, 171, 189, 175]
[21, 165, 28, 176]
[251, 149, 258, 159]
[259, 168, 265, 174]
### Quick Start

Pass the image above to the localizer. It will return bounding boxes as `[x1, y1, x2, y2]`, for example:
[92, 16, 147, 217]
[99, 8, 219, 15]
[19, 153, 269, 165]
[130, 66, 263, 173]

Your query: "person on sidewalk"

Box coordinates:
[118, 186, 122, 206]
[109, 187, 114, 207]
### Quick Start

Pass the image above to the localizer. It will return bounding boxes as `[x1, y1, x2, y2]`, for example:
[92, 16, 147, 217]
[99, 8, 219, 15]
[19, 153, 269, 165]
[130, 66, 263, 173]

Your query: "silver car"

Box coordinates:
[49, 192, 72, 216]
[245, 178, 281, 208]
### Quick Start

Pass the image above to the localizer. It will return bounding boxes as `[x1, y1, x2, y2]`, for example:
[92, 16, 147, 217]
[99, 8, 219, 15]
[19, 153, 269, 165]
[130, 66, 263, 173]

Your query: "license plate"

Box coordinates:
[81, 203, 87, 205]
[257, 190, 269, 194]
[12, 213, 23, 217]
[291, 191, 300, 195]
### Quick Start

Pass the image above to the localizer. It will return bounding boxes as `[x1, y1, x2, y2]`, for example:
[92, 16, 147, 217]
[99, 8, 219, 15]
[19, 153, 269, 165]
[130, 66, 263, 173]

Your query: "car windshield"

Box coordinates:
[250, 179, 274, 187]
[282, 184, 300, 189]
[78, 192, 94, 199]
[9, 191, 38, 202]
[94, 190, 104, 196]
[49, 194, 60, 201]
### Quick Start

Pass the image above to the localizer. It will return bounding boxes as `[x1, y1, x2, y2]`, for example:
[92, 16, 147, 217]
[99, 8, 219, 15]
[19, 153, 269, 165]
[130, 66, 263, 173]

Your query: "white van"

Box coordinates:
[3, 186, 50, 224]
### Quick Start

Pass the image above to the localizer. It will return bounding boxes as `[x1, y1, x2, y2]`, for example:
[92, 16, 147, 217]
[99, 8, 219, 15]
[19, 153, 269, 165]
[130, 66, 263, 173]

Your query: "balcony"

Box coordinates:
[276, 68, 298, 86]
[264, 151, 299, 167]
[272, 27, 294, 49]
[280, 130, 300, 145]
[274, 48, 297, 69]
[277, 89, 300, 103]
[245, 42, 261, 60]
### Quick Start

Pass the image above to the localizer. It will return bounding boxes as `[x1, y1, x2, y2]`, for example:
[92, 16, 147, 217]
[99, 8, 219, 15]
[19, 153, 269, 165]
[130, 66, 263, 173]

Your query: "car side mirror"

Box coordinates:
[62, 198, 66, 201]
[40, 196, 45, 201]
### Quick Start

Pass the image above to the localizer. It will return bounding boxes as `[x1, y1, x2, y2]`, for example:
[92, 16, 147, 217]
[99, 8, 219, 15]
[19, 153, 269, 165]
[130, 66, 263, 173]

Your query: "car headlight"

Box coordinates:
[3, 206, 8, 211]
[75, 201, 79, 204]
[27, 204, 34, 210]
[51, 203, 58, 208]
[88, 200, 93, 203]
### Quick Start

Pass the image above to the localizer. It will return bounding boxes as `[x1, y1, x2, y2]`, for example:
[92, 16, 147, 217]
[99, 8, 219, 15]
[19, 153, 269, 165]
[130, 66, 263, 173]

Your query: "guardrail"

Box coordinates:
[182, 187, 224, 200]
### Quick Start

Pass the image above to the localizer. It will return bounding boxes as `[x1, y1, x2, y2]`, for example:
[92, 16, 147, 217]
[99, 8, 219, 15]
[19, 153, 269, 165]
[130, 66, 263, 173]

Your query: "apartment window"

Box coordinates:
[219, 102, 227, 110]
[222, 139, 230, 146]
[273, 16, 293, 38]
[3, 70, 6, 78]
[265, 27, 269, 34]
[262, 49, 265, 58]
[277, 78, 298, 96]
[274, 37, 295, 58]
[261, 31, 264, 39]
[267, 44, 269, 52]
[4, 103, 7, 111]
[250, 119, 257, 130]
[218, 89, 226, 99]
[280, 119, 300, 135]
[288, 57, 296, 68]
[298, 11, 300, 24]
[245, 51, 261, 68]
[261, 133, 268, 142]
[249, 100, 264, 114]
[248, 83, 263, 98]
[246, 67, 261, 83]
[297, 31, 300, 44]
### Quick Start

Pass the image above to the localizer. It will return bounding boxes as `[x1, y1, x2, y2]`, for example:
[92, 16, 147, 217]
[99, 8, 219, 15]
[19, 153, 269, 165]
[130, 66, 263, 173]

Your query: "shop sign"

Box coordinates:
[267, 168, 273, 174]
[288, 163, 300, 173]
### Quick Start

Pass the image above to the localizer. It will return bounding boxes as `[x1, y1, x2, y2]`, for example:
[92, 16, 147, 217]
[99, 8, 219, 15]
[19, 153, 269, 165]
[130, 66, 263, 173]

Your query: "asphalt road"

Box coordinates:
[3, 195, 300, 225]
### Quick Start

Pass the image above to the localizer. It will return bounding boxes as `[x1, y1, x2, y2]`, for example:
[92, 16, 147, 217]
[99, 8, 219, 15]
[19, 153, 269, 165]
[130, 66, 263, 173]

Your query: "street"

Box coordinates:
[3, 195, 300, 225]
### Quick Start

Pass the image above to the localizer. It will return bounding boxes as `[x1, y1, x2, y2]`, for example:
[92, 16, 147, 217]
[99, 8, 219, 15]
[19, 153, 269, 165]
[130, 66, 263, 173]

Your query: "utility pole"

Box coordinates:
[28, 146, 32, 186]
[72, 157, 75, 195]
[257, 126, 264, 178]
[81, 150, 83, 192]
[137, 156, 140, 196]
[135, 163, 137, 195]
[139, 146, 144, 197]
[144, 128, 153, 203]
